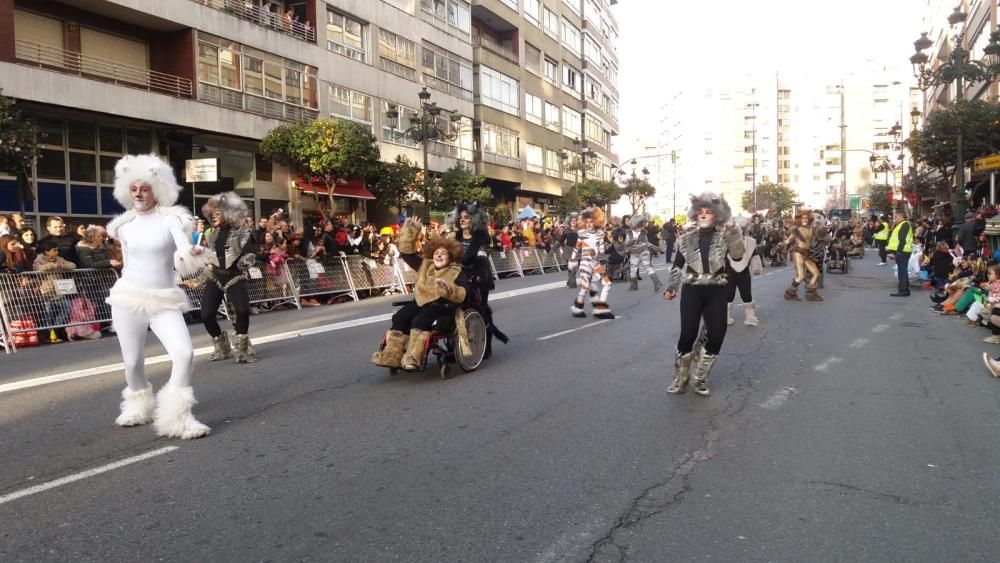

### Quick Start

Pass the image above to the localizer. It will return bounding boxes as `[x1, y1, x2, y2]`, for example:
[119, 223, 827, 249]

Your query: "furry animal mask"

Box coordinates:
[201, 191, 249, 226]
[795, 209, 816, 226]
[581, 206, 606, 228]
[446, 202, 488, 233]
[113, 154, 182, 209]
[687, 192, 732, 223]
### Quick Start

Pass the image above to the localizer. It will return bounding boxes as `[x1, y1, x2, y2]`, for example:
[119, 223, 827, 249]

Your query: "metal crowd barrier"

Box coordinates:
[0, 268, 119, 353]
[517, 248, 545, 275]
[488, 249, 523, 278]
[344, 255, 404, 295]
[287, 256, 358, 303]
[246, 258, 300, 311]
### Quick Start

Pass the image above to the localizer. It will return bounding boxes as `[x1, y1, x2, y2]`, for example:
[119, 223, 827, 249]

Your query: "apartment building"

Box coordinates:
[0, 0, 619, 228]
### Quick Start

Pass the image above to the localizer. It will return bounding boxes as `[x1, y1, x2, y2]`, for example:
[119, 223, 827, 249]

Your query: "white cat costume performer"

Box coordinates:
[570, 207, 614, 319]
[624, 213, 664, 293]
[106, 154, 212, 439]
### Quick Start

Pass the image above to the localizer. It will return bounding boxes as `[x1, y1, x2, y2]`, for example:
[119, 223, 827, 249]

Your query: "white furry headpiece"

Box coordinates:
[628, 213, 650, 229]
[113, 154, 182, 209]
[202, 191, 249, 225]
[687, 192, 732, 223]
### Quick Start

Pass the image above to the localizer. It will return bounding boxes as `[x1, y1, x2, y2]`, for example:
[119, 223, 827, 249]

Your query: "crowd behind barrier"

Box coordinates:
[0, 248, 571, 354]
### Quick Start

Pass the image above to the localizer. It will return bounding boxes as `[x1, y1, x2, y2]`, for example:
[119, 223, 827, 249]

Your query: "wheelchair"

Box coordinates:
[379, 297, 489, 380]
[846, 237, 865, 259]
[826, 242, 849, 274]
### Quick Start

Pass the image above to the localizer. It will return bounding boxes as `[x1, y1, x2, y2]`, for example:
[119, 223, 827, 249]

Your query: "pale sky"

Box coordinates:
[612, 0, 926, 157]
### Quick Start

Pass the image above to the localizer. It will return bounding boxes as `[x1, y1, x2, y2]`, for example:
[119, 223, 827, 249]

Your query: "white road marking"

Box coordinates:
[814, 357, 843, 372]
[0, 281, 568, 395]
[872, 324, 891, 333]
[537, 319, 614, 341]
[764, 272, 774, 276]
[889, 313, 903, 320]
[848, 338, 870, 349]
[760, 387, 797, 410]
[0, 446, 178, 506]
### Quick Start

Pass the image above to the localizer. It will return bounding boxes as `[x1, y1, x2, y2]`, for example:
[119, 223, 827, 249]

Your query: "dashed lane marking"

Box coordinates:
[537, 318, 615, 341]
[872, 324, 891, 333]
[0, 446, 178, 506]
[814, 357, 843, 372]
[889, 313, 903, 320]
[848, 338, 870, 349]
[760, 387, 797, 410]
[0, 281, 568, 396]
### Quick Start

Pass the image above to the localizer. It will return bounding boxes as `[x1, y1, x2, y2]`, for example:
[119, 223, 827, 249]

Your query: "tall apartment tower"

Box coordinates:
[0, 0, 619, 227]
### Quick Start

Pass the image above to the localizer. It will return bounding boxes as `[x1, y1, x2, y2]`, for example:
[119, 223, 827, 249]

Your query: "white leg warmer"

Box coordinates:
[115, 383, 154, 427]
[111, 306, 152, 392]
[154, 385, 210, 439]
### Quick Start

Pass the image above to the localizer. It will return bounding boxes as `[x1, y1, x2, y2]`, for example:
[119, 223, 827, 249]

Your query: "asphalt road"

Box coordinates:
[1, 252, 998, 562]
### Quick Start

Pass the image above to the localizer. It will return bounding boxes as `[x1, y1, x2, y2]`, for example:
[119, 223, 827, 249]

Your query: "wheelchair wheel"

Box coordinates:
[457, 309, 487, 372]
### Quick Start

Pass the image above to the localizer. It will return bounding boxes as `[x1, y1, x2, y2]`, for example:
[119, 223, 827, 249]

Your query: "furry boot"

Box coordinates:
[115, 384, 155, 427]
[153, 385, 210, 439]
[570, 299, 586, 318]
[784, 280, 801, 300]
[567, 269, 577, 288]
[691, 353, 719, 397]
[744, 302, 759, 326]
[628, 277, 639, 291]
[592, 301, 615, 319]
[372, 329, 408, 368]
[401, 329, 431, 371]
[650, 272, 664, 294]
[210, 331, 232, 361]
[806, 284, 823, 301]
[726, 303, 735, 325]
[667, 351, 696, 394]
[233, 333, 256, 363]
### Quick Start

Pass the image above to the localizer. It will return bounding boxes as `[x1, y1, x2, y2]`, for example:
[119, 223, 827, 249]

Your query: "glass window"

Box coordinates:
[481, 123, 520, 165]
[423, 0, 471, 33]
[543, 57, 558, 83]
[198, 42, 220, 85]
[326, 8, 368, 62]
[70, 185, 99, 215]
[328, 85, 373, 124]
[546, 149, 561, 177]
[378, 29, 417, 80]
[524, 42, 541, 75]
[67, 121, 95, 151]
[99, 155, 117, 184]
[562, 63, 581, 93]
[36, 117, 64, 147]
[478, 66, 519, 116]
[584, 34, 600, 64]
[126, 129, 151, 154]
[545, 102, 560, 131]
[255, 153, 273, 182]
[245, 57, 264, 96]
[219, 47, 241, 90]
[543, 8, 559, 38]
[422, 43, 473, 93]
[69, 153, 96, 182]
[585, 114, 603, 145]
[381, 101, 419, 147]
[285, 68, 303, 105]
[562, 106, 581, 138]
[525, 93, 543, 125]
[524, 0, 540, 25]
[99, 127, 123, 154]
[562, 0, 581, 15]
[499, 0, 517, 10]
[264, 61, 283, 100]
[36, 149, 66, 180]
[526, 143, 543, 173]
[561, 19, 580, 55]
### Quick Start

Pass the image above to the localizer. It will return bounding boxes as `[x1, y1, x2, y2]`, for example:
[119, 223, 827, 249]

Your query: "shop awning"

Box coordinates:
[295, 177, 375, 200]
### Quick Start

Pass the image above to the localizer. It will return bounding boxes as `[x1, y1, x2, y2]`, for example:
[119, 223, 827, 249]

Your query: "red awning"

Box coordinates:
[295, 177, 375, 200]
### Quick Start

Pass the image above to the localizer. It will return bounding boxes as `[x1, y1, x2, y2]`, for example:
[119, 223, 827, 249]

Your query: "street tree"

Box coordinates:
[432, 164, 493, 211]
[741, 181, 797, 215]
[621, 176, 656, 215]
[908, 99, 1000, 203]
[0, 90, 41, 212]
[865, 184, 896, 214]
[574, 179, 621, 208]
[371, 155, 419, 212]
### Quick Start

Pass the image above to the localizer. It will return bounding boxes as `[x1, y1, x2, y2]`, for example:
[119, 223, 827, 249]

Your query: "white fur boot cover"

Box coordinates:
[154, 385, 210, 439]
[115, 384, 155, 427]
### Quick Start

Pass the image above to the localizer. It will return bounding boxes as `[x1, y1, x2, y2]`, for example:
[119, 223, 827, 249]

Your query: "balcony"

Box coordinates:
[428, 140, 474, 162]
[15, 40, 193, 98]
[199, 83, 318, 123]
[472, 34, 518, 65]
[193, 0, 316, 43]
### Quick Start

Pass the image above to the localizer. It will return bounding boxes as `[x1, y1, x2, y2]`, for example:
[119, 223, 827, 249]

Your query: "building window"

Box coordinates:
[419, 0, 471, 35]
[584, 34, 600, 64]
[499, 0, 518, 10]
[480, 123, 520, 168]
[546, 149, 561, 177]
[562, 0, 581, 16]
[381, 101, 419, 147]
[526, 143, 544, 174]
[562, 106, 582, 138]
[543, 7, 559, 39]
[422, 43, 473, 98]
[562, 63, 581, 94]
[378, 29, 417, 81]
[328, 85, 373, 127]
[478, 65, 519, 116]
[525, 42, 541, 76]
[326, 8, 367, 62]
[545, 101, 560, 132]
[585, 114, 602, 145]
[584, 0, 601, 24]
[587, 76, 601, 101]
[561, 19, 581, 55]
[524, 0, 540, 26]
[525, 93, 544, 125]
[543, 56, 559, 83]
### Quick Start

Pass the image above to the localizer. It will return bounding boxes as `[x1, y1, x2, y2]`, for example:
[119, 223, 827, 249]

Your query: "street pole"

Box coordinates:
[751, 101, 758, 211]
[422, 118, 430, 222]
[955, 72, 965, 221]
[840, 81, 848, 209]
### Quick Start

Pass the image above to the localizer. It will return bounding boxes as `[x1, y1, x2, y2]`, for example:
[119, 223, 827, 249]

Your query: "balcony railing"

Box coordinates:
[428, 140, 473, 162]
[193, 0, 316, 43]
[481, 150, 521, 169]
[14, 40, 193, 98]
[199, 83, 318, 123]
[472, 34, 518, 64]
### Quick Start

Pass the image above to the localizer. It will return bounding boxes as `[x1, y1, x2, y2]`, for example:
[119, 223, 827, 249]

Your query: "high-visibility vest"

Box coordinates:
[873, 221, 890, 241]
[887, 220, 913, 253]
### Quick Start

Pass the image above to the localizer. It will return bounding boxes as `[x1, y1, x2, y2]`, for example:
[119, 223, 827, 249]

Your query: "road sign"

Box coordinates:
[974, 154, 1000, 173]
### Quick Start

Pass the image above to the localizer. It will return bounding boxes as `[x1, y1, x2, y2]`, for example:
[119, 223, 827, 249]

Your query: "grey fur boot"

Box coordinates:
[210, 331, 232, 361]
[668, 351, 696, 394]
[628, 277, 639, 291]
[650, 272, 664, 294]
[691, 353, 719, 397]
[234, 333, 256, 363]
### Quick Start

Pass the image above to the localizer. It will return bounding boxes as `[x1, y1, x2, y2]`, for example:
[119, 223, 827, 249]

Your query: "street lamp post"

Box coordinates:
[560, 139, 596, 205]
[909, 7, 1000, 222]
[385, 87, 465, 221]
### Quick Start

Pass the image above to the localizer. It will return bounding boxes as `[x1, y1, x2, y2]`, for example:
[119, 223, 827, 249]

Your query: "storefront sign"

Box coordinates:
[974, 154, 1000, 173]
[185, 158, 218, 183]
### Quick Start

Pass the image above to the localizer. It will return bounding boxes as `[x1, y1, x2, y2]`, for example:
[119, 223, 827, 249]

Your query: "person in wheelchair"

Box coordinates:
[371, 217, 470, 371]
[828, 219, 854, 271]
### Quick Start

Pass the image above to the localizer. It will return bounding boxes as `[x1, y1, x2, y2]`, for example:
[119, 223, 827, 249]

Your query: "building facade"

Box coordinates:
[0, 0, 619, 229]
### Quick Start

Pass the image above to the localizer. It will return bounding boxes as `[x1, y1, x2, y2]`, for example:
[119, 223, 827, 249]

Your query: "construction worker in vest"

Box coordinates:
[887, 208, 913, 297]
[873, 214, 891, 265]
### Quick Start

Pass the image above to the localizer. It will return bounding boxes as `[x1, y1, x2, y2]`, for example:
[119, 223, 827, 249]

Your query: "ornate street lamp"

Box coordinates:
[385, 87, 465, 220]
[909, 8, 1000, 220]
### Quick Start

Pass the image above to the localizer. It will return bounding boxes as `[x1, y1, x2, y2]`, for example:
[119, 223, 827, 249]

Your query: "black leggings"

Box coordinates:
[202, 279, 250, 337]
[726, 268, 752, 304]
[876, 240, 887, 262]
[677, 284, 728, 355]
[391, 301, 449, 333]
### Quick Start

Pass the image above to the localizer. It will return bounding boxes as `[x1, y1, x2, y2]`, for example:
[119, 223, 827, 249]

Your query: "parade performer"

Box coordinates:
[371, 217, 469, 371]
[624, 212, 663, 293]
[783, 209, 824, 301]
[570, 207, 615, 319]
[106, 154, 212, 439]
[726, 219, 762, 326]
[560, 212, 580, 288]
[198, 192, 256, 363]
[663, 193, 744, 396]
[449, 202, 508, 358]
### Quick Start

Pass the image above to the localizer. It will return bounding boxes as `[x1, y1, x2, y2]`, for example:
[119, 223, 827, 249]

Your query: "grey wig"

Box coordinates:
[202, 191, 249, 225]
[446, 202, 488, 234]
[687, 192, 732, 223]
